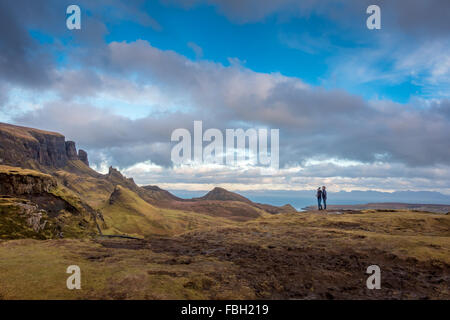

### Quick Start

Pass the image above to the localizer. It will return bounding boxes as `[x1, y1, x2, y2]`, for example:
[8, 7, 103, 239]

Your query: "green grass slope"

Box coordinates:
[0, 165, 101, 239]
[100, 185, 231, 238]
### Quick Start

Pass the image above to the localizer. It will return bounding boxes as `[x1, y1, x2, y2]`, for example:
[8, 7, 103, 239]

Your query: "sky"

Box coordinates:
[0, 0, 450, 194]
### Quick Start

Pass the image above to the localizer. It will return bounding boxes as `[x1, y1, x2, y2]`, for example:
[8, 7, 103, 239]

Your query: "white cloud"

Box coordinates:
[111, 158, 450, 194]
[9, 40, 450, 193]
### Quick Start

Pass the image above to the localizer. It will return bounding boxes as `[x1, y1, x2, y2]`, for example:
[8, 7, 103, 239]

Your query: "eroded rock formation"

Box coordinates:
[65, 141, 78, 160]
[78, 149, 89, 166]
[0, 122, 90, 168]
[0, 171, 57, 195]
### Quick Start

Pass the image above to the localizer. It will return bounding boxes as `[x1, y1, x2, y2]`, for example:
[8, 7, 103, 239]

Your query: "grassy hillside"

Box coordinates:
[0, 193, 100, 240]
[0, 209, 448, 299]
[0, 165, 101, 239]
[0, 122, 63, 141]
[160, 199, 270, 222]
[100, 185, 231, 238]
[0, 197, 55, 240]
[53, 167, 114, 209]
[48, 161, 278, 230]
[0, 165, 54, 178]
[0, 162, 275, 240]
[196, 187, 252, 203]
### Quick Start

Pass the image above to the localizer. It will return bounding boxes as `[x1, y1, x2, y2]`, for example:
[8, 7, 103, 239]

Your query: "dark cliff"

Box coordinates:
[65, 141, 78, 160]
[0, 167, 57, 195]
[78, 149, 89, 166]
[0, 123, 89, 168]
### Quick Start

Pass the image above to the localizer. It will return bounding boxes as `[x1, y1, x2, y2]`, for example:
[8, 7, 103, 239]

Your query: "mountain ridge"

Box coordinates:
[0, 122, 296, 238]
[0, 122, 89, 169]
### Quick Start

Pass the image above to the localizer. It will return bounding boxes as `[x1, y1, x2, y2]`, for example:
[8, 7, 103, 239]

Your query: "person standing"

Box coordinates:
[316, 187, 323, 210]
[322, 186, 327, 210]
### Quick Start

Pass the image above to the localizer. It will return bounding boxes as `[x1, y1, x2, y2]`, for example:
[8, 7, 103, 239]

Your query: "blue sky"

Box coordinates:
[107, 1, 439, 103]
[27, 0, 435, 105]
[1, 0, 450, 194]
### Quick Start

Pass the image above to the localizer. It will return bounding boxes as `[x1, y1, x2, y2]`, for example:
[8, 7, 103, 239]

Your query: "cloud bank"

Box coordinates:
[1, 1, 449, 193]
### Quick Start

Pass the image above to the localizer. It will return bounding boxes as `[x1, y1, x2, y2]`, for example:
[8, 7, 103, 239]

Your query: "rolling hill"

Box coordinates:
[101, 185, 232, 237]
[194, 187, 253, 203]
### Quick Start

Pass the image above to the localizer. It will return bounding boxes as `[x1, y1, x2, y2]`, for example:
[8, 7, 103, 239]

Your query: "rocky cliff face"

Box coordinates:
[0, 168, 57, 195]
[78, 149, 89, 166]
[0, 123, 89, 168]
[65, 141, 78, 160]
[0, 164, 104, 239]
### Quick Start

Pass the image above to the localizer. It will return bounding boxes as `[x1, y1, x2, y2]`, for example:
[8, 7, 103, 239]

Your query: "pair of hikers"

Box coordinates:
[316, 186, 327, 210]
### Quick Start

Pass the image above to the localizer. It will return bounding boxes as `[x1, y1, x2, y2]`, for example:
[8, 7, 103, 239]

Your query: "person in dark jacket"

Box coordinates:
[316, 187, 323, 210]
[322, 186, 327, 210]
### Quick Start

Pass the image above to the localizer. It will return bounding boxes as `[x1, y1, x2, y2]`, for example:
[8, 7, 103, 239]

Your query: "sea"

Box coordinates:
[169, 189, 450, 211]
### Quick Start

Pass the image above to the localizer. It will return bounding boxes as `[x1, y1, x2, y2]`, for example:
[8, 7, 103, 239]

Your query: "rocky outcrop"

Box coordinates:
[106, 166, 174, 205]
[0, 170, 57, 195]
[0, 122, 90, 168]
[65, 141, 78, 160]
[0, 124, 66, 167]
[108, 166, 126, 179]
[78, 150, 89, 166]
[108, 185, 122, 205]
[107, 166, 136, 186]
[16, 202, 48, 232]
[0, 164, 104, 238]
